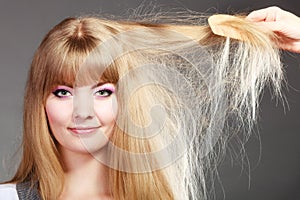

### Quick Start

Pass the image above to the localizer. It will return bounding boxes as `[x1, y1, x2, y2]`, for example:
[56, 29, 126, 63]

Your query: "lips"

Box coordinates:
[68, 126, 100, 135]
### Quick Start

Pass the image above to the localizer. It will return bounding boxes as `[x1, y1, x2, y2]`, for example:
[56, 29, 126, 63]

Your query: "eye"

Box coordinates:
[94, 89, 113, 98]
[94, 83, 115, 98]
[52, 89, 72, 98]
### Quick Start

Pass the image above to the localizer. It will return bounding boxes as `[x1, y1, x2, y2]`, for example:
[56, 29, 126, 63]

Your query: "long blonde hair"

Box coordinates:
[9, 8, 283, 200]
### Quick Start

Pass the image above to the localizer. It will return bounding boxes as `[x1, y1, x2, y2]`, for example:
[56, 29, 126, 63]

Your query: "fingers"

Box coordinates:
[247, 8, 300, 38]
[247, 6, 300, 53]
[258, 21, 285, 32]
[247, 6, 282, 22]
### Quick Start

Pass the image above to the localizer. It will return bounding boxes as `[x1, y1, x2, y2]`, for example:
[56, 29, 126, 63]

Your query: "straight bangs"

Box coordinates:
[42, 45, 120, 101]
[40, 17, 123, 99]
[73, 49, 120, 87]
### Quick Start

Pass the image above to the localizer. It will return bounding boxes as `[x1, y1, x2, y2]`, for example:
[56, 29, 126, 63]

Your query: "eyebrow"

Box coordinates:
[65, 83, 73, 88]
[91, 81, 111, 89]
[61, 81, 111, 89]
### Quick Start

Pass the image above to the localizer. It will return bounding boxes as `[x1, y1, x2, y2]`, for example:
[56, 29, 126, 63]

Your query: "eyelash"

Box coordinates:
[52, 88, 114, 98]
[94, 89, 113, 98]
[52, 89, 72, 98]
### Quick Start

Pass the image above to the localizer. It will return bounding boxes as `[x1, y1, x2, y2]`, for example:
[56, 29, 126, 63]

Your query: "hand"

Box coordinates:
[247, 6, 300, 53]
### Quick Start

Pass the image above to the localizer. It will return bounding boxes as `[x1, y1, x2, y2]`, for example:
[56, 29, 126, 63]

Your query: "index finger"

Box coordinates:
[247, 6, 281, 22]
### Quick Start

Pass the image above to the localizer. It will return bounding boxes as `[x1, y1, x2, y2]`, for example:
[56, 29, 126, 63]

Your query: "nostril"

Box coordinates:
[72, 87, 95, 120]
[73, 105, 95, 119]
[72, 101, 95, 120]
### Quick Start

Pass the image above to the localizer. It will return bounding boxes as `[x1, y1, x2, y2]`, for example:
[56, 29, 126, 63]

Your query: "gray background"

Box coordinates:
[0, 0, 299, 199]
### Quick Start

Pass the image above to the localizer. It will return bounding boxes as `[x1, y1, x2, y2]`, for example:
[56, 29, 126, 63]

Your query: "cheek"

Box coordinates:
[45, 99, 73, 127]
[94, 97, 118, 125]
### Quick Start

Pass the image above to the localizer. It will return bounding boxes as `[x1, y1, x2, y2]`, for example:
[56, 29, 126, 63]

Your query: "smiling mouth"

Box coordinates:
[68, 126, 101, 135]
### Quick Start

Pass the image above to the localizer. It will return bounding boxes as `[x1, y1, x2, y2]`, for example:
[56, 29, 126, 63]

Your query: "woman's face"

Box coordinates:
[45, 82, 118, 154]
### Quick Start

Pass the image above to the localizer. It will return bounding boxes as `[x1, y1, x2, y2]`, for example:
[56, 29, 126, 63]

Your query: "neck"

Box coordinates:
[59, 146, 112, 199]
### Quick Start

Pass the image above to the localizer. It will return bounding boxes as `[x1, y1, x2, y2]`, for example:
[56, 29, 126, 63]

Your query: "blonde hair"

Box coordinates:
[8, 8, 283, 200]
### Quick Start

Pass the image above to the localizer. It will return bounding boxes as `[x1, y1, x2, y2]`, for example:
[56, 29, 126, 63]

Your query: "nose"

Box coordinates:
[72, 87, 95, 121]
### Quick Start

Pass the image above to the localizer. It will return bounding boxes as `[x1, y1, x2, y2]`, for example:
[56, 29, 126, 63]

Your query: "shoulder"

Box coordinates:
[0, 183, 19, 199]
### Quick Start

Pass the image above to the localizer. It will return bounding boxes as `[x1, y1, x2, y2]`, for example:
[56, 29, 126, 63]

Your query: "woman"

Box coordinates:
[0, 6, 296, 200]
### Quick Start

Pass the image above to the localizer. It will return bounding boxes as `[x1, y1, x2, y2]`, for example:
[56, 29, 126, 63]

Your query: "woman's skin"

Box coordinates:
[247, 6, 300, 53]
[46, 83, 117, 199]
